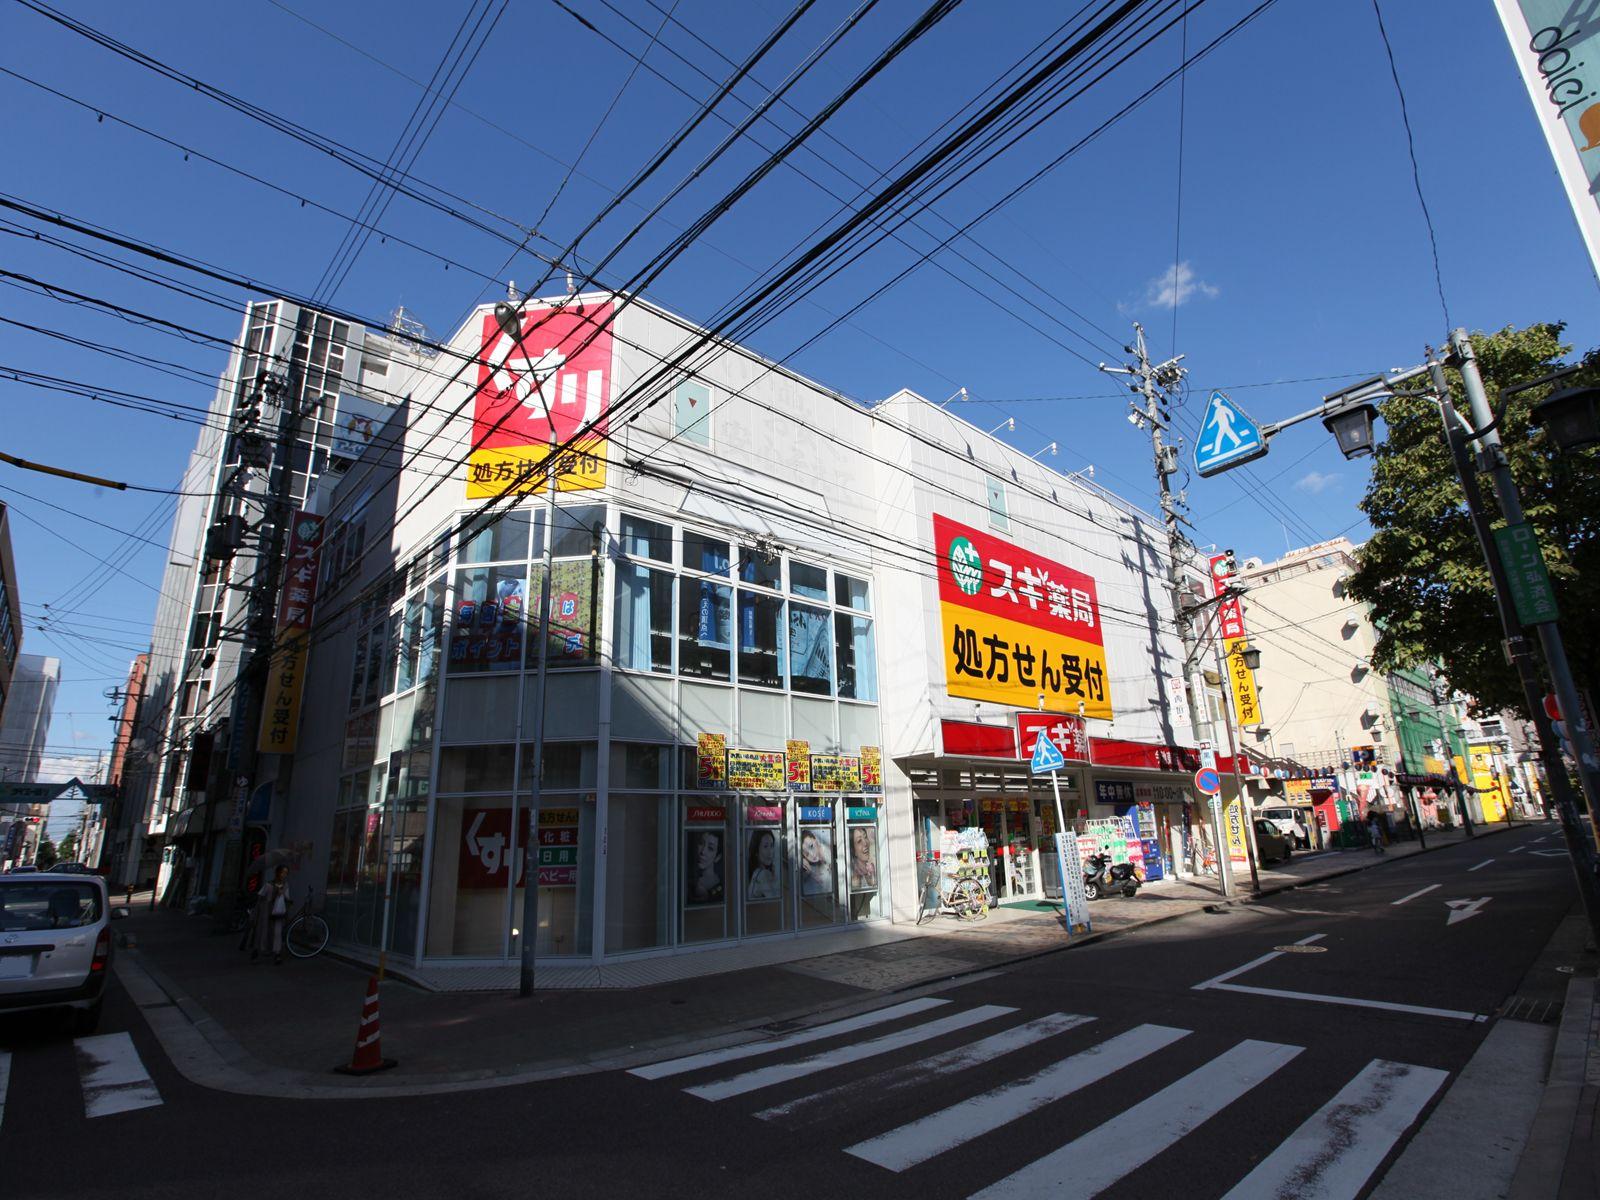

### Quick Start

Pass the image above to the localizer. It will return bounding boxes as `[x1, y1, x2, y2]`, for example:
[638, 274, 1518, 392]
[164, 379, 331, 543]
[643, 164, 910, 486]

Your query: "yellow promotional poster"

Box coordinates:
[257, 630, 309, 754]
[1469, 743, 1510, 823]
[696, 733, 726, 790]
[726, 748, 785, 792]
[1285, 778, 1310, 804]
[934, 515, 1114, 719]
[464, 438, 607, 499]
[860, 745, 882, 794]
[785, 740, 811, 790]
[1225, 639, 1262, 729]
[1224, 796, 1249, 863]
[810, 755, 863, 793]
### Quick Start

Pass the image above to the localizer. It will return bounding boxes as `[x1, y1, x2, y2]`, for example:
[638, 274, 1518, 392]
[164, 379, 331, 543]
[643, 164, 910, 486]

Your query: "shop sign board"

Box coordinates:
[746, 804, 783, 824]
[1493, 521, 1561, 625]
[798, 805, 833, 823]
[1209, 553, 1262, 729]
[1134, 782, 1185, 804]
[860, 745, 882, 794]
[537, 808, 579, 886]
[685, 806, 725, 824]
[934, 514, 1113, 718]
[258, 511, 325, 754]
[1224, 797, 1249, 863]
[810, 755, 862, 792]
[467, 301, 614, 499]
[1094, 780, 1136, 807]
[696, 733, 726, 789]
[330, 392, 394, 460]
[1016, 713, 1089, 762]
[1285, 778, 1311, 804]
[727, 748, 785, 792]
[786, 740, 811, 790]
[846, 806, 877, 822]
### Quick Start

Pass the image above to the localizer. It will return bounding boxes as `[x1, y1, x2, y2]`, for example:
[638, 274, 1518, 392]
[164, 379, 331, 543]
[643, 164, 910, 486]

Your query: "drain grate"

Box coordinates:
[1498, 996, 1564, 1024]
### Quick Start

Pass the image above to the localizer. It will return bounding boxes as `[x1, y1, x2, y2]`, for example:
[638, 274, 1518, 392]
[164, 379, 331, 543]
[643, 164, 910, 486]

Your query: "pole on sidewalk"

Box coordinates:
[1215, 641, 1262, 894]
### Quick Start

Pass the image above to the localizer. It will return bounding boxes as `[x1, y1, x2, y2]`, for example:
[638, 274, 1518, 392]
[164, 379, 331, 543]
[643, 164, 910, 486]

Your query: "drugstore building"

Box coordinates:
[269, 292, 1214, 973]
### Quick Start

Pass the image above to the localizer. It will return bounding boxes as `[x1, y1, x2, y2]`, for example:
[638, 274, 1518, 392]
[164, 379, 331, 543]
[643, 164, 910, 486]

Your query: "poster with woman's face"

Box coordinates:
[799, 828, 833, 896]
[685, 830, 724, 907]
[745, 829, 781, 902]
[849, 826, 878, 891]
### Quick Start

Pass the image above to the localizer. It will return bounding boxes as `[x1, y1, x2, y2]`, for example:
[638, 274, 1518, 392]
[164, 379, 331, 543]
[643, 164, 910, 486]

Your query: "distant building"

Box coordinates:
[0, 501, 19, 726]
[103, 653, 150, 885]
[0, 654, 59, 865]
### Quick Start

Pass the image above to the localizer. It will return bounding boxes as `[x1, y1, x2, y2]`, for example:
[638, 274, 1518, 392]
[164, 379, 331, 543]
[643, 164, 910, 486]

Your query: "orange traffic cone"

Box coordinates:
[335, 975, 397, 1074]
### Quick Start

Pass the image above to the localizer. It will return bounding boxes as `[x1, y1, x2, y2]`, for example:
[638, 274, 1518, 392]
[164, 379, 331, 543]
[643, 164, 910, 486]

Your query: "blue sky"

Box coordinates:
[2, 0, 1597, 770]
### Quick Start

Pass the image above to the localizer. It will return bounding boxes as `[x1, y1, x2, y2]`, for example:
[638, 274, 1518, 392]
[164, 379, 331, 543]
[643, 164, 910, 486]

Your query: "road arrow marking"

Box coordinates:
[1530, 849, 1568, 857]
[1445, 897, 1491, 926]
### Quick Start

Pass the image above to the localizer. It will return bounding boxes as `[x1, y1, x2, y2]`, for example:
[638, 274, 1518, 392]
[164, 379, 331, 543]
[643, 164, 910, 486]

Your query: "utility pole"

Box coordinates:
[1103, 326, 1237, 896]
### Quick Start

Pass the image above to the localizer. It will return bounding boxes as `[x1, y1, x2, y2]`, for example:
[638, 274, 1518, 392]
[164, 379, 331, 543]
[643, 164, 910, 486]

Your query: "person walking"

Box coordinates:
[1366, 810, 1386, 855]
[255, 865, 291, 964]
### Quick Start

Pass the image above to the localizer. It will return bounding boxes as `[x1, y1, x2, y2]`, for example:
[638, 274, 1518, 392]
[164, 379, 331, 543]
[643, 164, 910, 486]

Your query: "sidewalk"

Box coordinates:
[114, 821, 1514, 1097]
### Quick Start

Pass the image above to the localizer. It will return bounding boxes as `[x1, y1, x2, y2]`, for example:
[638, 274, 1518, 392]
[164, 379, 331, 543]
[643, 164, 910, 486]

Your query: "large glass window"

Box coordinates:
[459, 511, 532, 565]
[615, 562, 674, 673]
[741, 798, 790, 937]
[797, 804, 838, 929]
[550, 505, 605, 558]
[738, 546, 781, 589]
[737, 591, 786, 688]
[425, 794, 512, 957]
[607, 794, 672, 951]
[620, 514, 672, 562]
[788, 603, 832, 696]
[673, 378, 712, 447]
[790, 561, 828, 601]
[835, 572, 871, 613]
[679, 578, 732, 680]
[683, 531, 730, 576]
[682, 798, 733, 944]
[450, 565, 526, 673]
[986, 474, 1009, 531]
[836, 613, 878, 702]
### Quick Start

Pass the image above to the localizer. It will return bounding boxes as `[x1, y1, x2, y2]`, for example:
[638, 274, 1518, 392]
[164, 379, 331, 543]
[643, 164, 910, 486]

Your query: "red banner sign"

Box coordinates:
[274, 511, 325, 633]
[1016, 713, 1089, 762]
[935, 514, 1103, 644]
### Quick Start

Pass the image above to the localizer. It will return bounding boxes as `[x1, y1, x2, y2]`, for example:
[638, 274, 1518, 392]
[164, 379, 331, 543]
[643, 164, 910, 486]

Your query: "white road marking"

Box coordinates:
[1222, 1058, 1449, 1199]
[1445, 897, 1492, 926]
[76, 1032, 162, 1117]
[1195, 933, 1326, 990]
[1467, 859, 1494, 872]
[1203, 983, 1486, 1023]
[686, 1005, 1016, 1101]
[846, 1023, 1190, 1172]
[0, 1051, 9, 1131]
[971, 1040, 1304, 1199]
[755, 1012, 1094, 1123]
[1508, 846, 1525, 854]
[1530, 849, 1568, 857]
[1392, 884, 1441, 906]
[628, 997, 948, 1080]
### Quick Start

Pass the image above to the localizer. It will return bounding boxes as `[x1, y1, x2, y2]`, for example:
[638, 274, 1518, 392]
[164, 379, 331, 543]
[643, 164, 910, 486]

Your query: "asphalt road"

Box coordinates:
[0, 822, 1577, 1199]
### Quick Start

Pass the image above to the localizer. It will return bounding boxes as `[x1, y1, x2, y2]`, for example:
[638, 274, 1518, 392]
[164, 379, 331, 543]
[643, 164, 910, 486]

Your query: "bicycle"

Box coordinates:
[285, 887, 331, 958]
[945, 876, 989, 921]
[915, 862, 943, 926]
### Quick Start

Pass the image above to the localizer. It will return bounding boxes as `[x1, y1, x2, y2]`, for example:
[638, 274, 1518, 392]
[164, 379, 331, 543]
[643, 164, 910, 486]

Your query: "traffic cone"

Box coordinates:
[335, 975, 397, 1074]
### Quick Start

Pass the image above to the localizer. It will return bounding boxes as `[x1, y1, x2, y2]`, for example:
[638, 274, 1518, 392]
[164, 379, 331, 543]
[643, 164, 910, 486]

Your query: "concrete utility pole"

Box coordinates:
[1102, 326, 1238, 895]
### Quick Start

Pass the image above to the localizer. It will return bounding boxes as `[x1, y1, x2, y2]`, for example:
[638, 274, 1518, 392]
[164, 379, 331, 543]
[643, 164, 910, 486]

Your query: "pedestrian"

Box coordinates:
[255, 865, 291, 964]
[1366, 810, 1385, 855]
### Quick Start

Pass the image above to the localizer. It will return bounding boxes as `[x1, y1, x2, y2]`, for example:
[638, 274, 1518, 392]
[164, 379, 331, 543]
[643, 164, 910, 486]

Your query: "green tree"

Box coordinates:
[57, 830, 79, 863]
[1346, 323, 1600, 716]
[34, 836, 57, 870]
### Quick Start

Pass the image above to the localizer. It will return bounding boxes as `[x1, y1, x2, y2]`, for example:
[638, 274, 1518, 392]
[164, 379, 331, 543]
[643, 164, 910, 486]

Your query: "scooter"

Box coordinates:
[1082, 852, 1141, 900]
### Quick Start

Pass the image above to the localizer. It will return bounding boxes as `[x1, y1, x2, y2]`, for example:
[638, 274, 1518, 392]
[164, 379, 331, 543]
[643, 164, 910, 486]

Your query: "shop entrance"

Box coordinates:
[978, 798, 1040, 902]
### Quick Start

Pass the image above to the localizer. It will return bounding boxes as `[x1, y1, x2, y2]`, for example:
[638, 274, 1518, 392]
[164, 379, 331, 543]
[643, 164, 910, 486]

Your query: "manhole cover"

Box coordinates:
[1273, 944, 1328, 954]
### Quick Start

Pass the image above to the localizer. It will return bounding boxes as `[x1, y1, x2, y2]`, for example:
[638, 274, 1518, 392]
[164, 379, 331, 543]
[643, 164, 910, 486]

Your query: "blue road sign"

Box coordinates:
[1030, 732, 1066, 774]
[1194, 390, 1268, 476]
[1194, 767, 1222, 795]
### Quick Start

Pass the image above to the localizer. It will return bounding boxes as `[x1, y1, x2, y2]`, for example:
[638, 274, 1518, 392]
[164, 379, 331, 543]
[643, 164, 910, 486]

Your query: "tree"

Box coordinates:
[34, 836, 57, 870]
[1346, 323, 1600, 716]
[57, 830, 79, 863]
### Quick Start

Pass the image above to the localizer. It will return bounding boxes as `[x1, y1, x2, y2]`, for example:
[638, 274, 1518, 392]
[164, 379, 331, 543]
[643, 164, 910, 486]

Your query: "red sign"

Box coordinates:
[939, 720, 1017, 759]
[1016, 713, 1089, 762]
[1208, 553, 1248, 642]
[457, 807, 527, 889]
[274, 511, 325, 633]
[935, 514, 1103, 646]
[686, 806, 725, 824]
[473, 303, 614, 452]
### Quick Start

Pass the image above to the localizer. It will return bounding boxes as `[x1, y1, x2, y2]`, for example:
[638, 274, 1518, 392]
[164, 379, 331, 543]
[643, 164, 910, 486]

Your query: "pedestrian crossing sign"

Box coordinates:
[1194, 390, 1268, 476]
[1030, 733, 1066, 774]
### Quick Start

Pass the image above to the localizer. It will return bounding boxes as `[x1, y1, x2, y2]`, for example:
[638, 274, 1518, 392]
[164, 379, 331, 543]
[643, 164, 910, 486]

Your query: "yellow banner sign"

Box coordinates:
[258, 629, 309, 754]
[1224, 796, 1249, 863]
[941, 607, 1113, 720]
[726, 748, 785, 792]
[785, 740, 811, 790]
[861, 745, 882, 794]
[1225, 638, 1262, 729]
[810, 755, 862, 793]
[465, 436, 607, 499]
[696, 733, 726, 789]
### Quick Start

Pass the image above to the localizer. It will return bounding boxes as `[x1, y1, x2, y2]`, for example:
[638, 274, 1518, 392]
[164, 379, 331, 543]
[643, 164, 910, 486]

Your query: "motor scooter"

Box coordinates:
[1082, 852, 1141, 900]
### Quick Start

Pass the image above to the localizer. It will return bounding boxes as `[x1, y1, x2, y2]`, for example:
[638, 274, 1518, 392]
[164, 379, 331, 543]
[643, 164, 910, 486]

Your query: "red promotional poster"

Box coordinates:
[467, 301, 614, 498]
[274, 511, 325, 633]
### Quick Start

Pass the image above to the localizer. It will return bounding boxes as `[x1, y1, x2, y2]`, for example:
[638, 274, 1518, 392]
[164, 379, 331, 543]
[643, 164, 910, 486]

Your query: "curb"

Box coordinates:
[1508, 971, 1598, 1199]
[120, 822, 1522, 1099]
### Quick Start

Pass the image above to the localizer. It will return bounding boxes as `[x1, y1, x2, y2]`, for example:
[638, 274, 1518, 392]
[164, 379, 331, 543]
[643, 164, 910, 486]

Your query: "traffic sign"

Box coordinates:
[1194, 391, 1268, 476]
[1030, 733, 1067, 774]
[1194, 766, 1222, 795]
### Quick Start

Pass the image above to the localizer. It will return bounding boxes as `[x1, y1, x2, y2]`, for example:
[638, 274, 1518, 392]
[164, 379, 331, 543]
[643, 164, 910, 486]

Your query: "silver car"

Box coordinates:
[0, 874, 127, 1033]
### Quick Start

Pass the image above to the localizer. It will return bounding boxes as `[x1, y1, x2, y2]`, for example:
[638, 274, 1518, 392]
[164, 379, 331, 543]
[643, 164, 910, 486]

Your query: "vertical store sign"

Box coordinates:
[1208, 553, 1261, 729]
[258, 512, 325, 754]
[466, 301, 614, 498]
[1493, 3, 1600, 280]
[934, 514, 1114, 719]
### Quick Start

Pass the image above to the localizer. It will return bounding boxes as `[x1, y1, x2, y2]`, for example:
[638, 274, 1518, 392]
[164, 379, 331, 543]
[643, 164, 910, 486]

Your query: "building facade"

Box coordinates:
[0, 502, 19, 728]
[0, 654, 60, 866]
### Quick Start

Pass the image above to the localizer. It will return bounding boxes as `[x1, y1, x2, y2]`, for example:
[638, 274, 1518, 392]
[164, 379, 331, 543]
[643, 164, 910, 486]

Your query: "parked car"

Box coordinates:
[46, 862, 95, 874]
[0, 873, 128, 1033]
[1253, 819, 1294, 865]
[1258, 805, 1311, 849]
[4, 865, 39, 874]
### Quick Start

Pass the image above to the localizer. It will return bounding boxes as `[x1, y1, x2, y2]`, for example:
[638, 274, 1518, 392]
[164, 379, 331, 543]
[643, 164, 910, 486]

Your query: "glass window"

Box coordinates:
[737, 591, 786, 688]
[521, 742, 598, 791]
[985, 474, 1009, 531]
[673, 378, 712, 447]
[614, 562, 674, 673]
[610, 742, 674, 789]
[738, 546, 781, 589]
[679, 578, 732, 680]
[682, 799, 733, 944]
[362, 621, 385, 706]
[550, 505, 604, 558]
[437, 744, 517, 793]
[790, 561, 828, 601]
[458, 511, 532, 564]
[534, 559, 601, 669]
[835, 613, 878, 702]
[607, 794, 673, 951]
[683, 531, 730, 576]
[382, 616, 402, 696]
[417, 580, 445, 686]
[349, 632, 369, 711]
[788, 603, 833, 696]
[449, 565, 527, 673]
[834, 572, 871, 612]
[620, 514, 671, 563]
[425, 794, 512, 957]
[797, 811, 839, 929]
[742, 799, 790, 936]
[397, 597, 420, 692]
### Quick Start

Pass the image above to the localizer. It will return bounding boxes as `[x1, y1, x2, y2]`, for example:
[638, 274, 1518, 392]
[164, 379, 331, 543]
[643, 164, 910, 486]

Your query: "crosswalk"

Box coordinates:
[629, 998, 1449, 1199]
[0, 1032, 163, 1131]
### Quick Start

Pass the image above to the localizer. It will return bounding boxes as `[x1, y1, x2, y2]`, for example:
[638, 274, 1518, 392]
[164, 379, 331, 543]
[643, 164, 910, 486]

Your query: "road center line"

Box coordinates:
[1392, 884, 1442, 906]
[1508, 846, 1525, 853]
[1194, 934, 1325, 991]
[1468, 859, 1494, 872]
[1205, 982, 1487, 1022]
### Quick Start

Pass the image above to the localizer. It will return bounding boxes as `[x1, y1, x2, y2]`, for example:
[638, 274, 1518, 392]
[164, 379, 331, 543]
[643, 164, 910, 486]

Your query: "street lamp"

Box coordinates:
[1323, 403, 1380, 459]
[1241, 646, 1262, 670]
[1531, 385, 1600, 452]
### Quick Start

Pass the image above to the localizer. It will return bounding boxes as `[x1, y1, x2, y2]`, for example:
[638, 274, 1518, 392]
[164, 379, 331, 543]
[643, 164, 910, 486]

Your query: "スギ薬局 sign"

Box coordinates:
[934, 515, 1113, 719]
[466, 302, 614, 498]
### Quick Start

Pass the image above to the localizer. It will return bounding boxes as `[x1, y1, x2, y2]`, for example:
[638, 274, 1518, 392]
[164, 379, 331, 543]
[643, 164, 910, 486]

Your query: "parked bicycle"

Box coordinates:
[285, 887, 331, 958]
[914, 860, 990, 924]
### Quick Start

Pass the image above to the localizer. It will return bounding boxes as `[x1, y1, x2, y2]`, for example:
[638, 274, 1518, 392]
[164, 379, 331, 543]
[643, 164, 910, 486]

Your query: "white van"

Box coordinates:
[0, 873, 128, 1033]
[1257, 805, 1311, 850]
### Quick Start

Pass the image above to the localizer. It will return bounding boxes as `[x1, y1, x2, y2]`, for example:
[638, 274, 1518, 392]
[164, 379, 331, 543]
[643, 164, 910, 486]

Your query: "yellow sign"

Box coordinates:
[257, 629, 309, 754]
[786, 740, 811, 789]
[941, 607, 1113, 720]
[810, 755, 862, 793]
[861, 745, 882, 794]
[696, 733, 726, 789]
[464, 437, 607, 499]
[1225, 639, 1262, 729]
[726, 748, 785, 792]
[1224, 796, 1249, 863]
[1284, 778, 1310, 803]
[1468, 743, 1511, 823]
